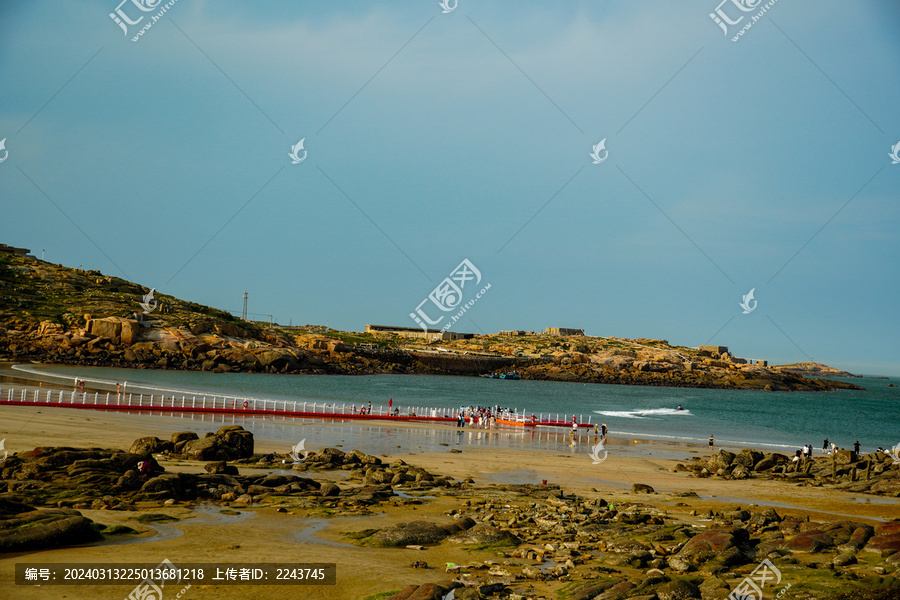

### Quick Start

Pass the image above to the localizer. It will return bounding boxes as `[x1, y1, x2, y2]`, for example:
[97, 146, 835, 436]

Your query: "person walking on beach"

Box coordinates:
[601, 423, 608, 440]
[367, 401, 372, 414]
[571, 416, 578, 435]
[823, 438, 829, 455]
[116, 382, 120, 394]
[708, 434, 714, 449]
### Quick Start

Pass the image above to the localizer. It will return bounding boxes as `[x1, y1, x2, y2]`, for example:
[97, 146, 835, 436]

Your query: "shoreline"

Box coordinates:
[0, 402, 896, 523]
[0, 362, 889, 456]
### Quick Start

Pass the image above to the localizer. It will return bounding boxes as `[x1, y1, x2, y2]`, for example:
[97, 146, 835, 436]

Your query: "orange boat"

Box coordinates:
[495, 416, 538, 428]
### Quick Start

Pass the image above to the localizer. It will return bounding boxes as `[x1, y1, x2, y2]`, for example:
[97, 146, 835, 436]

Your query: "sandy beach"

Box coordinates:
[2, 399, 898, 600]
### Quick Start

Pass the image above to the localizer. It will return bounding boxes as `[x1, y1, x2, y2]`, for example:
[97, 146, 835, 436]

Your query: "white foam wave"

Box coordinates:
[594, 407, 692, 419]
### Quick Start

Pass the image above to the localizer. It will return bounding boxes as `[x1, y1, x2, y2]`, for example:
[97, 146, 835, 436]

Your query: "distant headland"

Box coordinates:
[0, 247, 862, 392]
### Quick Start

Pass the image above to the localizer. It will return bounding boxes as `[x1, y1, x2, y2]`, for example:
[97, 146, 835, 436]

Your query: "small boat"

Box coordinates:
[495, 416, 537, 428]
[484, 372, 520, 380]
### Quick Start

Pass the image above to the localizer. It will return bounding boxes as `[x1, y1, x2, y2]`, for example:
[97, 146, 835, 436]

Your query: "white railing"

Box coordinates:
[0, 387, 591, 426]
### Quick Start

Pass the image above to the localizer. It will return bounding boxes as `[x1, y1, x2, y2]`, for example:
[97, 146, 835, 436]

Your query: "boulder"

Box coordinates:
[38, 321, 64, 336]
[204, 461, 238, 475]
[667, 555, 693, 573]
[869, 480, 900, 494]
[733, 449, 764, 469]
[449, 524, 521, 546]
[863, 532, 900, 558]
[0, 503, 102, 552]
[220, 348, 260, 369]
[632, 483, 655, 493]
[837, 526, 873, 553]
[833, 449, 858, 465]
[368, 518, 474, 548]
[698, 576, 729, 595]
[731, 464, 751, 479]
[216, 426, 254, 457]
[183, 437, 219, 461]
[833, 553, 857, 567]
[257, 474, 294, 487]
[368, 521, 454, 547]
[171, 432, 199, 444]
[607, 537, 652, 554]
[309, 448, 346, 465]
[657, 579, 701, 600]
[138, 473, 198, 500]
[129, 437, 172, 456]
[253, 349, 302, 371]
[365, 470, 394, 485]
[671, 527, 747, 568]
[319, 482, 340, 497]
[182, 427, 253, 460]
[876, 523, 900, 536]
[84, 317, 139, 345]
[726, 509, 751, 522]
[114, 470, 143, 491]
[385, 584, 453, 600]
[596, 580, 635, 600]
[120, 319, 140, 345]
[707, 450, 736, 472]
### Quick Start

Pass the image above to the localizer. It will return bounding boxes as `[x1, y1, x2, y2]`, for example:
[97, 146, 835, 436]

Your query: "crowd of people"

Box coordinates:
[792, 438, 866, 462]
[453, 405, 515, 428]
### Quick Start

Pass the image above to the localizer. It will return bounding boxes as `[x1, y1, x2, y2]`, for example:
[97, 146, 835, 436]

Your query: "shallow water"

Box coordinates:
[8, 364, 900, 453]
[291, 517, 372, 548]
[89, 504, 254, 547]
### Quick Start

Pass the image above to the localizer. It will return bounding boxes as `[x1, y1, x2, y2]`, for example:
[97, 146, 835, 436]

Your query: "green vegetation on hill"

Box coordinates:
[0, 252, 246, 331]
[0, 252, 863, 391]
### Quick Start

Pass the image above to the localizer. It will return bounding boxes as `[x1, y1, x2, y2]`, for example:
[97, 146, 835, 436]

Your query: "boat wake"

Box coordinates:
[594, 407, 692, 419]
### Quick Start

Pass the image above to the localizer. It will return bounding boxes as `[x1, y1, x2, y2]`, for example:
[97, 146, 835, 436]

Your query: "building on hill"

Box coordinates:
[499, 330, 527, 336]
[544, 327, 585, 336]
[698, 345, 766, 367]
[365, 324, 474, 341]
[0, 244, 32, 257]
[698, 345, 728, 354]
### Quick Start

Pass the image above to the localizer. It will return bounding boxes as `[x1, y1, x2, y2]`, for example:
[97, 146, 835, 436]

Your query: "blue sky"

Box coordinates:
[1, 1, 898, 375]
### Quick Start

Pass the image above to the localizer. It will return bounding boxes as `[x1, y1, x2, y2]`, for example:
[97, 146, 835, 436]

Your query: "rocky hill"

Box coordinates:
[775, 362, 857, 378]
[0, 252, 862, 391]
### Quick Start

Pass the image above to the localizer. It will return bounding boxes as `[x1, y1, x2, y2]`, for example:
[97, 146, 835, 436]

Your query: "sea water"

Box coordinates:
[9, 364, 899, 454]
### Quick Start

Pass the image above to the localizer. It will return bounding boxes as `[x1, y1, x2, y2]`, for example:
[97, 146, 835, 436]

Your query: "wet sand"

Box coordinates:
[2, 392, 898, 599]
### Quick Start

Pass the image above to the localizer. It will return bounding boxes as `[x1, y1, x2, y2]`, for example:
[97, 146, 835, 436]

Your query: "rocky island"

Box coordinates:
[0, 251, 862, 392]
